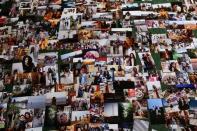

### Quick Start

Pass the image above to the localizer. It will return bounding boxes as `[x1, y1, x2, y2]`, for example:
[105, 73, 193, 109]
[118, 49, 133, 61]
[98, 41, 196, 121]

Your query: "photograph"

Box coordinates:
[147, 81, 162, 99]
[161, 72, 177, 85]
[0, 103, 7, 129]
[147, 99, 165, 125]
[138, 52, 155, 71]
[189, 99, 197, 126]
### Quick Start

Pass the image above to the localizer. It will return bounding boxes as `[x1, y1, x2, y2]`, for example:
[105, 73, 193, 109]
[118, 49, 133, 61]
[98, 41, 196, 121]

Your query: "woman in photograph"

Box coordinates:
[124, 56, 130, 66]
[24, 112, 33, 128]
[178, 98, 189, 110]
[22, 55, 35, 73]
[17, 115, 26, 131]
[129, 53, 136, 66]
[45, 97, 57, 127]
[169, 62, 179, 72]
[146, 53, 154, 68]
[131, 67, 139, 77]
[152, 85, 160, 98]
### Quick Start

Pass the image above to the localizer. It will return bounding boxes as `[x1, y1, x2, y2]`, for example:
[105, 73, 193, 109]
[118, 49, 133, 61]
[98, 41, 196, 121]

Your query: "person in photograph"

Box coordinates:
[129, 53, 136, 66]
[132, 100, 144, 117]
[117, 65, 124, 76]
[124, 56, 130, 66]
[111, 21, 116, 28]
[103, 67, 111, 80]
[32, 112, 43, 127]
[146, 53, 154, 67]
[124, 12, 131, 21]
[29, 46, 38, 64]
[47, 68, 57, 85]
[131, 67, 139, 77]
[0, 77, 4, 91]
[17, 115, 26, 131]
[154, 106, 161, 117]
[181, 62, 191, 72]
[142, 54, 149, 70]
[149, 74, 157, 82]
[76, 60, 82, 75]
[166, 76, 176, 85]
[13, 69, 20, 85]
[93, 72, 102, 85]
[79, 68, 88, 85]
[45, 97, 57, 127]
[58, 113, 69, 126]
[61, 68, 73, 85]
[165, 113, 172, 127]
[78, 85, 84, 97]
[110, 57, 116, 65]
[116, 57, 122, 65]
[22, 55, 35, 73]
[142, 53, 154, 70]
[163, 49, 170, 60]
[152, 85, 160, 98]
[4, 72, 12, 85]
[39, 71, 46, 86]
[24, 112, 33, 128]
[178, 98, 189, 110]
[169, 62, 179, 72]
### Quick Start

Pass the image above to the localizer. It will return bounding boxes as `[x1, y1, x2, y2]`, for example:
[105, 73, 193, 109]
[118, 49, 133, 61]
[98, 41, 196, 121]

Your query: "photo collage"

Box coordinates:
[0, 0, 197, 131]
